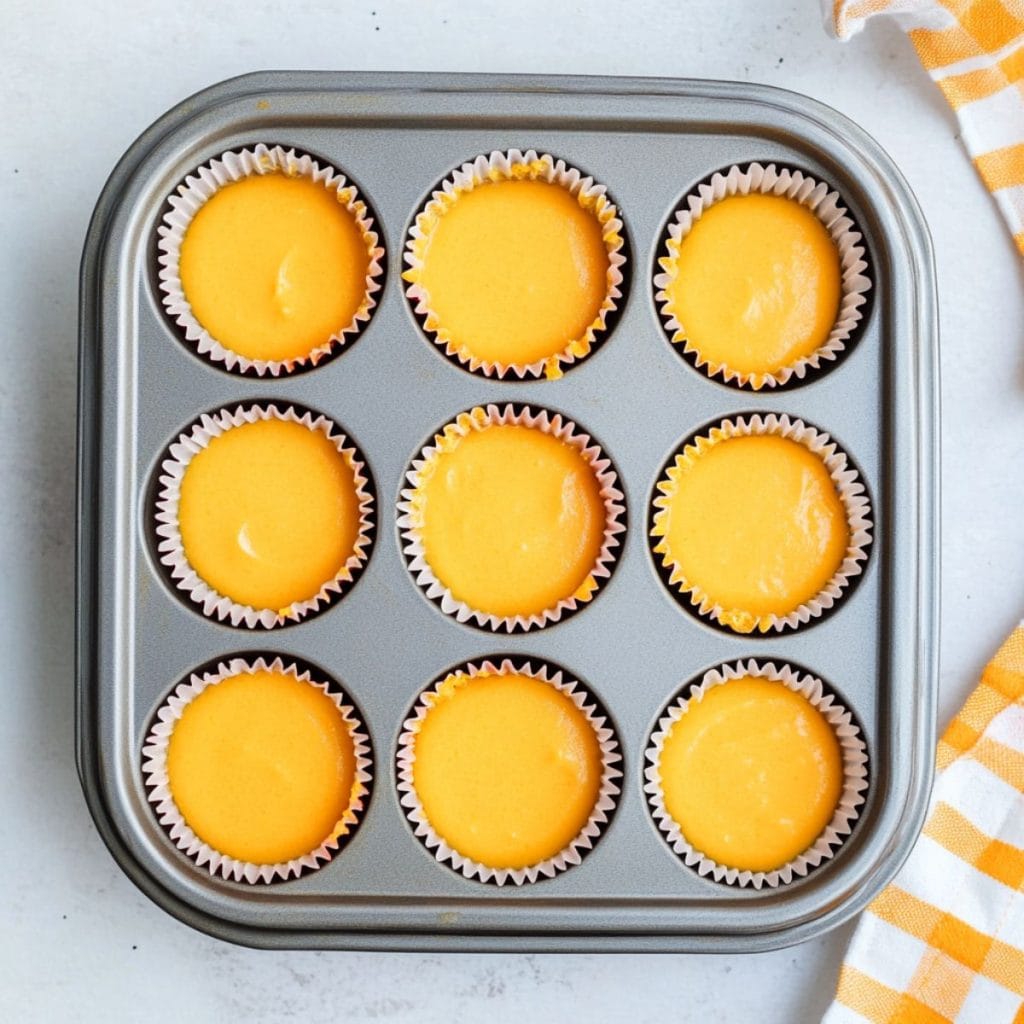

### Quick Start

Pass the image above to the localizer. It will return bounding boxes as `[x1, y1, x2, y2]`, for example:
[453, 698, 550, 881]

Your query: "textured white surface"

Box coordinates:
[3, 0, 1023, 1020]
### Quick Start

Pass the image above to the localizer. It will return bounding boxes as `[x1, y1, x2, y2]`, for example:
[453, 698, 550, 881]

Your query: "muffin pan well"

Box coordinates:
[77, 72, 938, 951]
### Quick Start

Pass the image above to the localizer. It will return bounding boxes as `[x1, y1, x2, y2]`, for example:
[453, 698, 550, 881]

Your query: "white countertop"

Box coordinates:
[3, 1, 1024, 1019]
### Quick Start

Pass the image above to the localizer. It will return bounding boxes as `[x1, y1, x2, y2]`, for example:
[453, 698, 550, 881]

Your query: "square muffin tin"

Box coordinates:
[77, 72, 939, 951]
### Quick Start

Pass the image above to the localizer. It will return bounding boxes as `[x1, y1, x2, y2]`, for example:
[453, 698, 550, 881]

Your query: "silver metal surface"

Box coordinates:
[77, 71, 940, 951]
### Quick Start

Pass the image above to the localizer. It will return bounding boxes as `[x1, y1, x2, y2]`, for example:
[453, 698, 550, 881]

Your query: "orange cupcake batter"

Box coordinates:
[412, 178, 611, 369]
[657, 677, 843, 873]
[178, 417, 361, 613]
[179, 172, 371, 363]
[663, 194, 841, 382]
[411, 671, 603, 869]
[414, 422, 606, 619]
[167, 669, 358, 865]
[654, 434, 848, 632]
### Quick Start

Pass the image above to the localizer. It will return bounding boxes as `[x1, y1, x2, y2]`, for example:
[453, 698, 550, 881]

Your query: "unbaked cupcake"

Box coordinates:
[654, 162, 871, 389]
[142, 654, 373, 884]
[158, 144, 385, 376]
[644, 658, 869, 888]
[649, 413, 871, 634]
[404, 150, 626, 380]
[153, 402, 375, 629]
[397, 657, 622, 885]
[398, 404, 626, 632]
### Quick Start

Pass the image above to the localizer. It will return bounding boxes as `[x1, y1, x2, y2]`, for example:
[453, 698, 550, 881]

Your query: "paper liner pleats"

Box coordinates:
[654, 162, 872, 390]
[153, 402, 375, 629]
[157, 144, 385, 376]
[403, 149, 626, 380]
[142, 654, 373, 885]
[644, 658, 869, 889]
[398, 403, 626, 632]
[649, 413, 872, 634]
[396, 657, 622, 885]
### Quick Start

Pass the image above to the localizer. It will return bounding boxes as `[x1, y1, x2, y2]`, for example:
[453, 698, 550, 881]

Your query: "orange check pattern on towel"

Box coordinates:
[822, 624, 1024, 1023]
[828, 0, 1024, 255]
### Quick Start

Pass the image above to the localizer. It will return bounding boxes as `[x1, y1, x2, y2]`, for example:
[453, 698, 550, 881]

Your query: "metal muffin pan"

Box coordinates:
[77, 71, 939, 951]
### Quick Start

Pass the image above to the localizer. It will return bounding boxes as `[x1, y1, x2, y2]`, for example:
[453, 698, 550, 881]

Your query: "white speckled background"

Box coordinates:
[3, 1, 1023, 1019]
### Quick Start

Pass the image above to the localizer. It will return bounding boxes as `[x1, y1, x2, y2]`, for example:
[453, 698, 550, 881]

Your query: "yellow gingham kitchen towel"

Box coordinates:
[822, 623, 1024, 1023]
[821, 10, 1024, 1018]
[826, 0, 1024, 254]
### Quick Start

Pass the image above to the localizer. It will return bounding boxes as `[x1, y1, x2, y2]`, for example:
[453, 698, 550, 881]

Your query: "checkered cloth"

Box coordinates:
[822, 9, 1024, 1018]
[826, 0, 1024, 255]
[822, 624, 1024, 1022]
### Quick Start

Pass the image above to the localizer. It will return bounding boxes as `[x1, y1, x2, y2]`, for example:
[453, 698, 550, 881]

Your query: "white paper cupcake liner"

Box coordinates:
[397, 403, 627, 632]
[644, 658, 869, 889]
[153, 402, 375, 629]
[396, 657, 622, 885]
[654, 162, 872, 390]
[403, 149, 627, 380]
[157, 144, 385, 377]
[142, 654, 373, 885]
[650, 413, 872, 634]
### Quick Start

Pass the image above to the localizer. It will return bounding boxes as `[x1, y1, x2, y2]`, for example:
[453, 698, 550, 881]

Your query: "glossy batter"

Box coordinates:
[415, 423, 606, 619]
[412, 178, 611, 369]
[178, 418, 361, 613]
[166, 669, 358, 865]
[411, 671, 603, 869]
[663, 194, 841, 381]
[654, 434, 848, 632]
[658, 677, 843, 872]
[179, 172, 371, 362]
